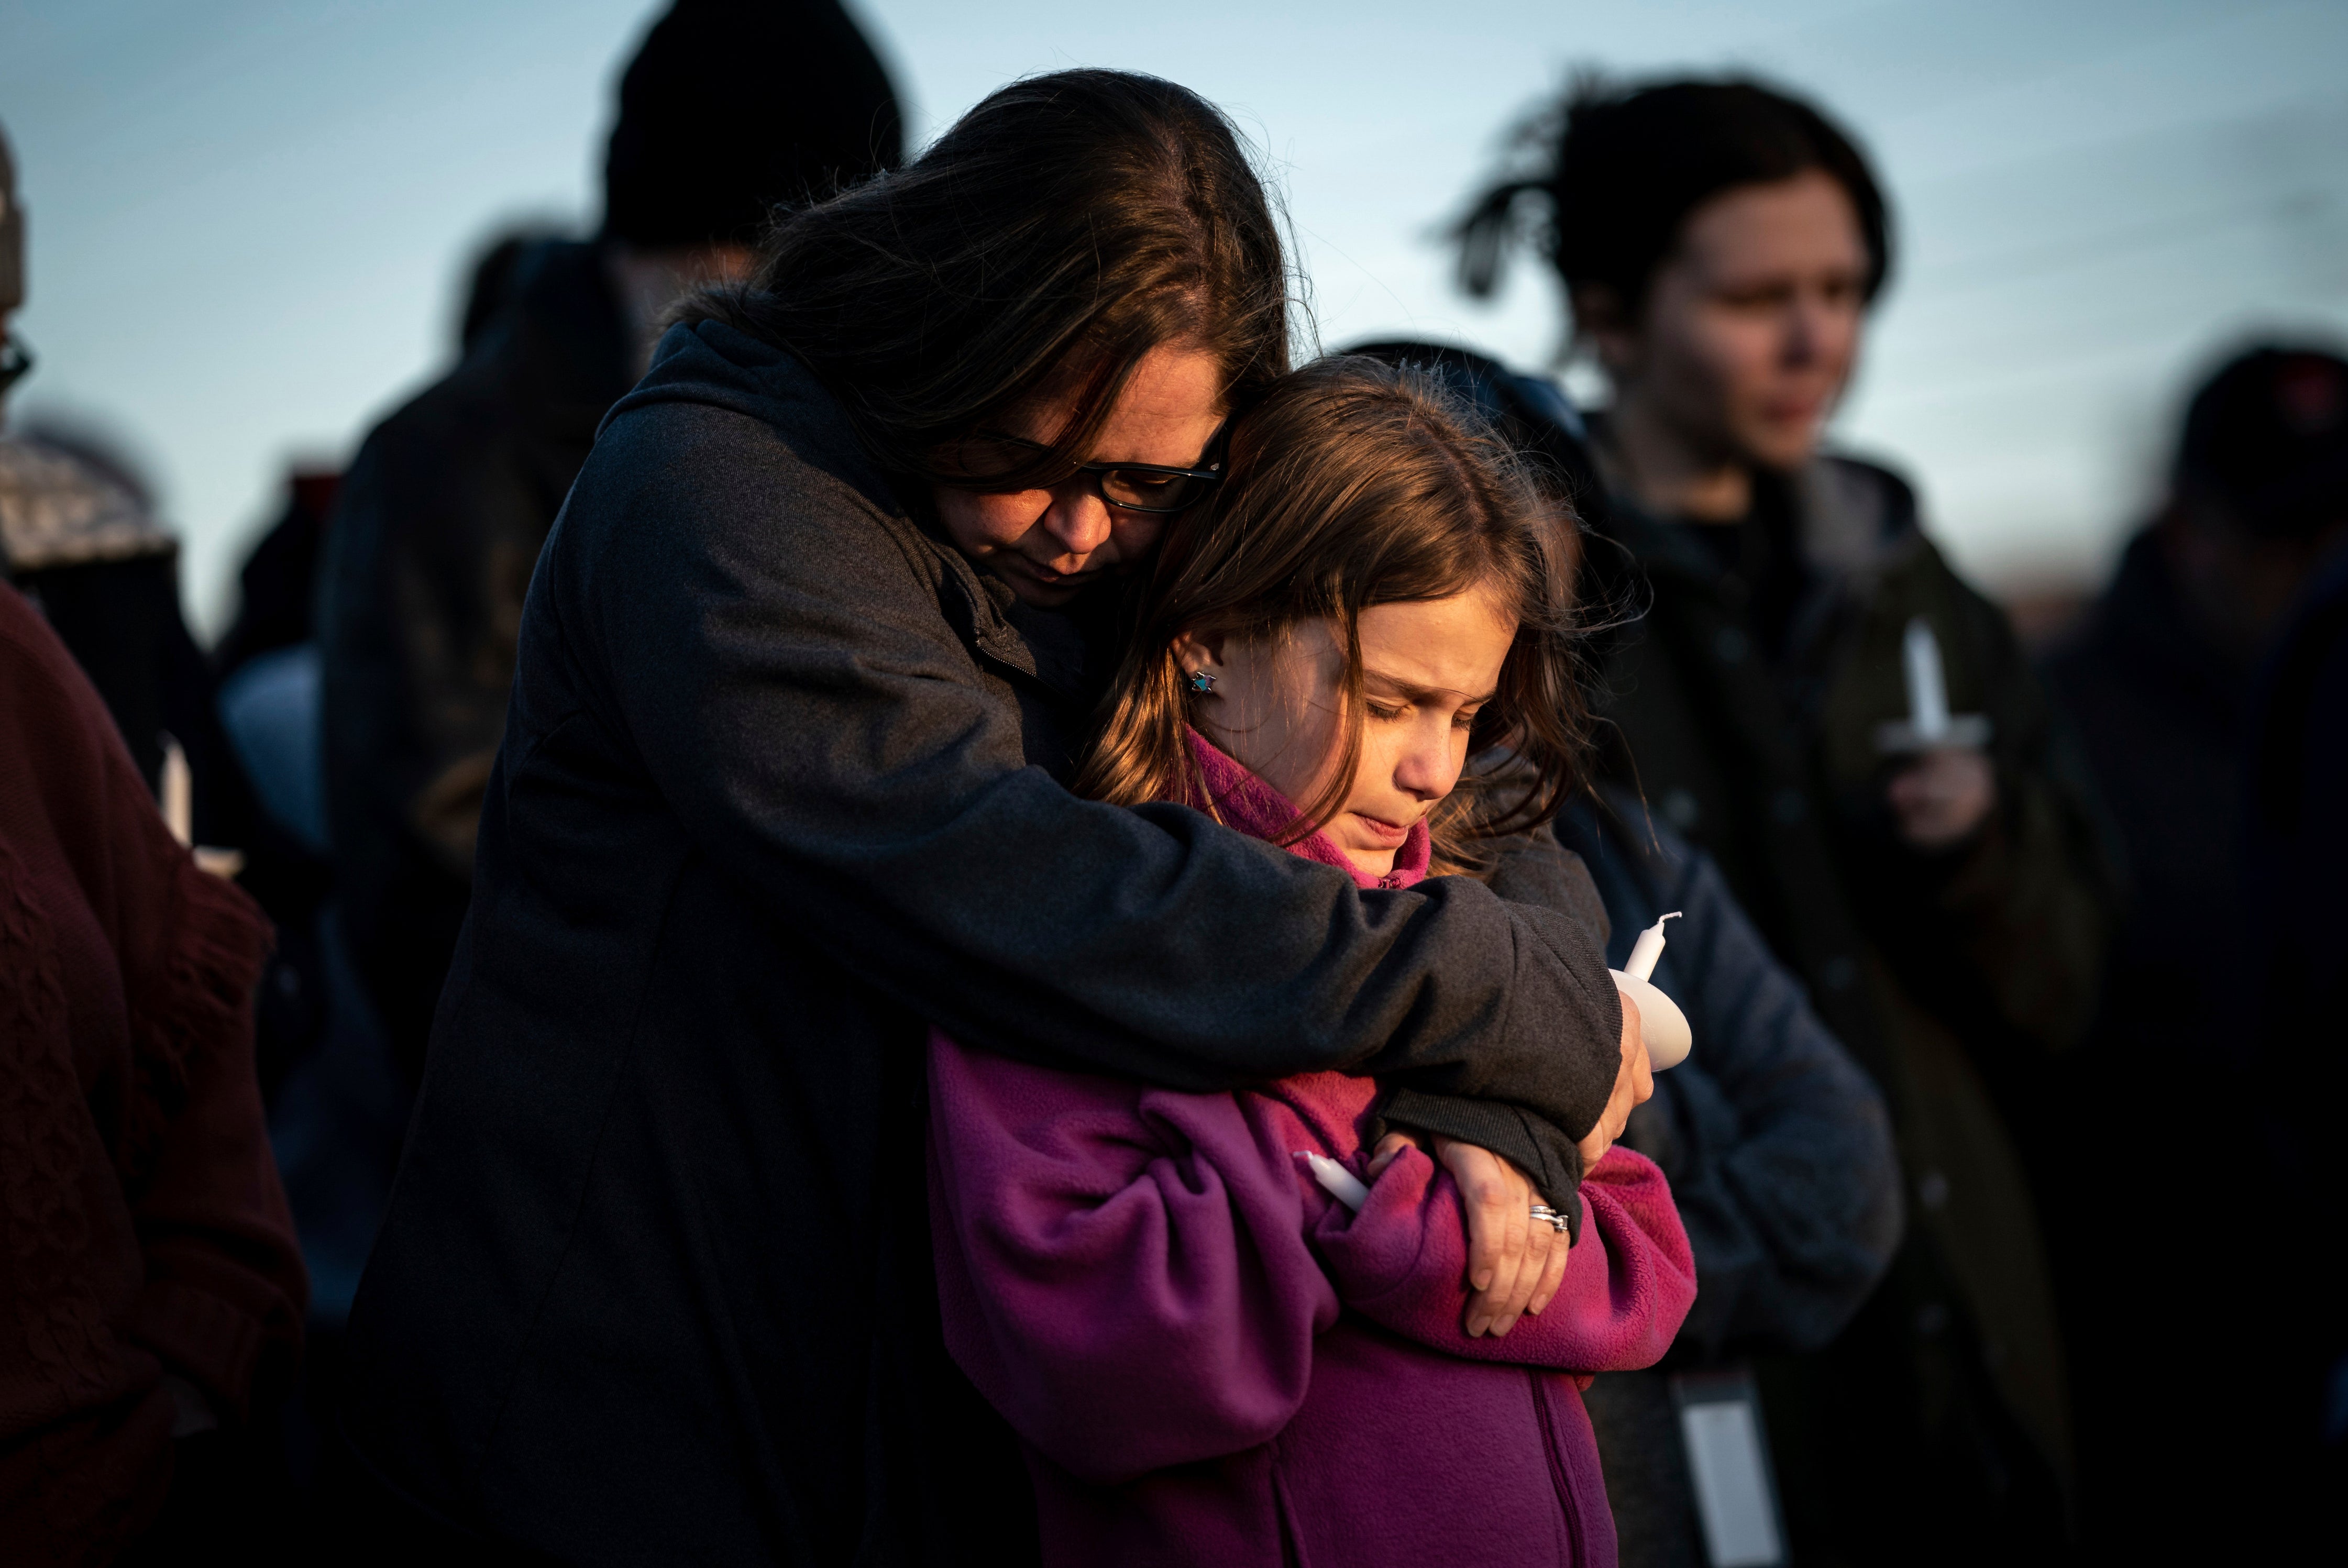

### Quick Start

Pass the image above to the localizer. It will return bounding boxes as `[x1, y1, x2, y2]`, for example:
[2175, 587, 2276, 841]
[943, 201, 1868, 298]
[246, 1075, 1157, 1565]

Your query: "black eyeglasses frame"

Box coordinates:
[963, 421, 1230, 516]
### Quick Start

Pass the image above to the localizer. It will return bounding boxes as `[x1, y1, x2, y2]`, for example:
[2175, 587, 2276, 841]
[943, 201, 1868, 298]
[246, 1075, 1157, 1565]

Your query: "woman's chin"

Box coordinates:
[991, 565, 1080, 608]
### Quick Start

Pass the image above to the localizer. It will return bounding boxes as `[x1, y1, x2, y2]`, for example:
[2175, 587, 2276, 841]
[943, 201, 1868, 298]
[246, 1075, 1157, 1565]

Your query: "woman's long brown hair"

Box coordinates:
[1074, 356, 1592, 874]
[679, 69, 1292, 482]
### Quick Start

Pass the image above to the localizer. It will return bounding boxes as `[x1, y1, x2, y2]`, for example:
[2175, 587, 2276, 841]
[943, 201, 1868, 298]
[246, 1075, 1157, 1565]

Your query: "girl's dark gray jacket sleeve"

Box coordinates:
[1553, 793, 1904, 1355]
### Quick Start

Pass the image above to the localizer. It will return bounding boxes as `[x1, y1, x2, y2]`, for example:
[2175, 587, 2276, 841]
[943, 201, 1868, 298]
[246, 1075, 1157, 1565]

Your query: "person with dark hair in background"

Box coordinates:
[0, 578, 308, 1564]
[1344, 339, 1903, 1567]
[2240, 529, 2348, 1560]
[1452, 77, 2119, 1564]
[213, 470, 339, 690]
[213, 226, 569, 1110]
[2043, 343, 2348, 1556]
[452, 226, 567, 359]
[213, 228, 554, 708]
[316, 0, 904, 1083]
[341, 67, 1648, 1566]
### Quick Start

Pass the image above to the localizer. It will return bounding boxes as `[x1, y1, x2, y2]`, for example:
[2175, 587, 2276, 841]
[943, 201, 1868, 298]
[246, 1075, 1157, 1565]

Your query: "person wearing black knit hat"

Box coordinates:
[2169, 347, 2348, 649]
[603, 0, 902, 252]
[2043, 342, 2348, 1558]
[317, 0, 902, 1087]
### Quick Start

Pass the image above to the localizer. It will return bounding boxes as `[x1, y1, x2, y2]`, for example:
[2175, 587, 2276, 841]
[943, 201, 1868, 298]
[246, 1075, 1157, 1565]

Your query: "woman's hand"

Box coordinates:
[1887, 745, 1996, 850]
[1360, 991, 1656, 1339]
[1365, 1131, 1570, 1339]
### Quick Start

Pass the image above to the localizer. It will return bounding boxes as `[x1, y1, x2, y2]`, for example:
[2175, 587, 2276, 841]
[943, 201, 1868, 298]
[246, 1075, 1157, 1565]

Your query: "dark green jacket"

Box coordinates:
[1592, 447, 2118, 1562]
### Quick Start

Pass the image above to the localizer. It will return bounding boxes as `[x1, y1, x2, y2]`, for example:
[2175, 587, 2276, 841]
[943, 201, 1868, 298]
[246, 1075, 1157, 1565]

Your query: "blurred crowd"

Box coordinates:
[2, 1, 2342, 1564]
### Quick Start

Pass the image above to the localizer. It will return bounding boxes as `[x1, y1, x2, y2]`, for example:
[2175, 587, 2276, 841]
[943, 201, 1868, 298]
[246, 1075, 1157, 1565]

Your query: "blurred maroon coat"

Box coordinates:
[0, 583, 306, 1562]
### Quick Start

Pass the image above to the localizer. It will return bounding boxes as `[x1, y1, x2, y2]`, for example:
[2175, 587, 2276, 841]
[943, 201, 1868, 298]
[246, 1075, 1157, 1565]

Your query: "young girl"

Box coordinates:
[928, 358, 1696, 1566]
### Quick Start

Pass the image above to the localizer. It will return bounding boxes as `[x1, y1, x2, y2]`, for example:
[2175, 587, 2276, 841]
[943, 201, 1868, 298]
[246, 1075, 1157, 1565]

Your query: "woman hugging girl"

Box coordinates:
[929, 357, 1697, 1568]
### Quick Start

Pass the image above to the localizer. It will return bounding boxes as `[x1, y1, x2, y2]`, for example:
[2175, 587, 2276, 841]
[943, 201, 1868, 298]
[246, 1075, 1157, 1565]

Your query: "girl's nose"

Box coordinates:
[1393, 722, 1462, 802]
[1040, 485, 1114, 560]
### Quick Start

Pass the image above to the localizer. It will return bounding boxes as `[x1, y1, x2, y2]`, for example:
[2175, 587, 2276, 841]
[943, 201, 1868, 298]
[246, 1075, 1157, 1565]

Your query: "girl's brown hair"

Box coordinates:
[1074, 356, 1590, 873]
[681, 69, 1291, 482]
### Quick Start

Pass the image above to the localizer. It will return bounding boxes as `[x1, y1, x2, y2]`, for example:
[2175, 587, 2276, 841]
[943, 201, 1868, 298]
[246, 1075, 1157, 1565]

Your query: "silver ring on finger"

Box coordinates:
[1527, 1203, 1569, 1234]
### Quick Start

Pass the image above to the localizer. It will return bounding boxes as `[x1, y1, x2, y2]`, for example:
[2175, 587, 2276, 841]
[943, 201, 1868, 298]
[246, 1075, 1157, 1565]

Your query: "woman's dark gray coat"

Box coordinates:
[339, 321, 1627, 1565]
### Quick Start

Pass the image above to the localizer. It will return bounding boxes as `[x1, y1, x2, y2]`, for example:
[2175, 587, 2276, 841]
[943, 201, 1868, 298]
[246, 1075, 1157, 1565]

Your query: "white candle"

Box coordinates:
[160, 736, 193, 847]
[1624, 912, 1682, 982]
[1612, 911, 1693, 1071]
[1304, 1152, 1371, 1212]
[1902, 617, 1950, 744]
[1877, 618, 1990, 754]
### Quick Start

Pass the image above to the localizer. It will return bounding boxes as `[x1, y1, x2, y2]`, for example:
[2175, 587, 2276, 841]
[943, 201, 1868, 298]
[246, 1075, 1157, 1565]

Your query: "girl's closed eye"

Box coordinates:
[1073, 355, 1592, 883]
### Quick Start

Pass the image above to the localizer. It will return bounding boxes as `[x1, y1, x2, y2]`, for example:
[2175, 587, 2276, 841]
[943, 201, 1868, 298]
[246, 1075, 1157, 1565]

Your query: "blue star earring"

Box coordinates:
[1187, 669, 1217, 695]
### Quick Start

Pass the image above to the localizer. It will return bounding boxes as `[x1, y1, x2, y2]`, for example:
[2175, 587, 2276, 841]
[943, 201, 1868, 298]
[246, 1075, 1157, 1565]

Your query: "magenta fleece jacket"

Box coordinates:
[928, 733, 1697, 1566]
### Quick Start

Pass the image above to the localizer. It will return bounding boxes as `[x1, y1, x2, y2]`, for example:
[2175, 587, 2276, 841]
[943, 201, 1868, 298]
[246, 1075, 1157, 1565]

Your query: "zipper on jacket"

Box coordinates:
[1269, 1440, 1313, 1568]
[1529, 1370, 1585, 1564]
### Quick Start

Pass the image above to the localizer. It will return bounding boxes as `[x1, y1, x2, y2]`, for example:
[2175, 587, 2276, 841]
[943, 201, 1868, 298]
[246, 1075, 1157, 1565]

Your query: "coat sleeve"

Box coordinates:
[1305, 1143, 1693, 1375]
[926, 1031, 1339, 1485]
[1605, 817, 1904, 1357]
[554, 373, 1623, 1205]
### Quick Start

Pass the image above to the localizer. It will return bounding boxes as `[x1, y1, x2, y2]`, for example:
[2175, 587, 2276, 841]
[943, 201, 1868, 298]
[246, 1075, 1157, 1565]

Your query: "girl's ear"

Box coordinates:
[1170, 630, 1229, 689]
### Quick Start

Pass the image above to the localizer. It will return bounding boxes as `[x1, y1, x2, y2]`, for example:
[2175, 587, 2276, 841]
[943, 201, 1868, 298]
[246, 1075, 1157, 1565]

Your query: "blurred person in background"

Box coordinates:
[213, 230, 566, 1105]
[1452, 77, 2119, 1564]
[2043, 343, 2348, 1555]
[212, 468, 340, 689]
[2241, 532, 2348, 1556]
[1346, 339, 1905, 1564]
[219, 224, 556, 703]
[1, 575, 307, 1559]
[0, 118, 252, 858]
[315, 0, 902, 1083]
[202, 232, 580, 1539]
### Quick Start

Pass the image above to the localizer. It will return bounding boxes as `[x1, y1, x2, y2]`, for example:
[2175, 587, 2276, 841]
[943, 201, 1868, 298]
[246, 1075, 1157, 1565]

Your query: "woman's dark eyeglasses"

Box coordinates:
[949, 427, 1226, 515]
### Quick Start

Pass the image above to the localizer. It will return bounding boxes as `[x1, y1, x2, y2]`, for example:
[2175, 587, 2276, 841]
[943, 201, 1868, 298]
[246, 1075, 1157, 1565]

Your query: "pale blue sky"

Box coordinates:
[4, 0, 2344, 635]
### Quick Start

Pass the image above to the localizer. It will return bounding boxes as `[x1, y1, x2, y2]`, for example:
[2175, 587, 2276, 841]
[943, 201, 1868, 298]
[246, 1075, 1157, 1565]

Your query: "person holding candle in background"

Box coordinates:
[1449, 76, 2118, 1564]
